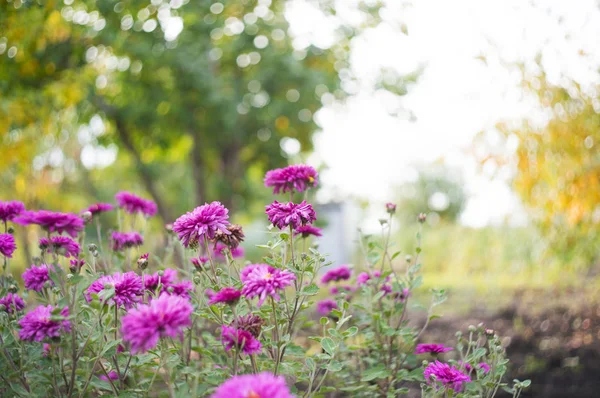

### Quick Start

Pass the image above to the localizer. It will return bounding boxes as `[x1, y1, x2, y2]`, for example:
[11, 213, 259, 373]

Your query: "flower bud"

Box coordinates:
[32, 256, 42, 266]
[7, 226, 14, 234]
[43, 281, 53, 289]
[8, 284, 18, 293]
[92, 250, 99, 258]
[385, 202, 397, 214]
[52, 287, 61, 295]
[468, 325, 476, 332]
[418, 213, 427, 223]
[81, 211, 93, 223]
[157, 270, 164, 277]
[88, 244, 97, 252]
[405, 255, 412, 263]
[193, 276, 202, 285]
[67, 273, 74, 281]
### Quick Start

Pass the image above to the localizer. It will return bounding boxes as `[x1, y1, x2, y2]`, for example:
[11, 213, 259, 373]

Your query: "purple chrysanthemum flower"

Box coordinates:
[415, 344, 453, 355]
[164, 280, 193, 300]
[424, 361, 471, 391]
[294, 225, 322, 238]
[321, 265, 352, 284]
[14, 210, 84, 237]
[173, 202, 230, 247]
[86, 203, 114, 216]
[265, 200, 316, 230]
[209, 287, 242, 305]
[18, 305, 71, 342]
[121, 294, 193, 354]
[144, 268, 178, 292]
[111, 232, 144, 251]
[462, 362, 491, 374]
[0, 293, 25, 314]
[23, 264, 54, 292]
[85, 272, 143, 308]
[241, 264, 296, 306]
[264, 164, 318, 194]
[0, 201, 25, 222]
[357, 270, 389, 286]
[115, 191, 157, 217]
[41, 236, 80, 258]
[69, 258, 85, 272]
[212, 372, 293, 398]
[385, 202, 397, 214]
[317, 299, 338, 315]
[98, 370, 119, 381]
[220, 325, 262, 355]
[213, 243, 245, 259]
[0, 233, 16, 258]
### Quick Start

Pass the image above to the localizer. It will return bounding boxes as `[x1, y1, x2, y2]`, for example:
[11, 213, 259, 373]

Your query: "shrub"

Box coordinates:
[0, 167, 528, 397]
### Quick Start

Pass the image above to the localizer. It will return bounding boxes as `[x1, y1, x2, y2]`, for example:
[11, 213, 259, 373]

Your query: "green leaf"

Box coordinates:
[360, 365, 391, 382]
[305, 357, 316, 371]
[343, 326, 359, 337]
[325, 360, 343, 372]
[320, 337, 336, 356]
[300, 283, 319, 296]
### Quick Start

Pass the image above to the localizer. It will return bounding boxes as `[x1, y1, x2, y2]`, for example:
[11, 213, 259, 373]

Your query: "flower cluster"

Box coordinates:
[40, 236, 81, 258]
[264, 164, 318, 194]
[321, 265, 352, 284]
[0, 293, 25, 314]
[241, 264, 296, 306]
[220, 325, 262, 355]
[144, 269, 193, 299]
[115, 191, 157, 217]
[86, 272, 143, 308]
[18, 305, 71, 342]
[121, 294, 192, 353]
[0, 233, 16, 258]
[173, 201, 230, 247]
[0, 200, 25, 222]
[424, 360, 471, 391]
[111, 231, 144, 251]
[15, 210, 84, 237]
[265, 200, 316, 230]
[23, 264, 55, 292]
[209, 287, 242, 306]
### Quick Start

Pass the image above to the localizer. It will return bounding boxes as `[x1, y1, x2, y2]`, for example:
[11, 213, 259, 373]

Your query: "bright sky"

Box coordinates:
[287, 0, 600, 227]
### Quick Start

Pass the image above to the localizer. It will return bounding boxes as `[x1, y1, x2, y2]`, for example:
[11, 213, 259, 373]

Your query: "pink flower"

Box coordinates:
[241, 264, 296, 306]
[19, 305, 71, 342]
[86, 272, 143, 308]
[14, 210, 84, 237]
[23, 264, 54, 292]
[99, 370, 119, 381]
[213, 243, 245, 259]
[462, 362, 491, 374]
[321, 265, 351, 284]
[41, 236, 80, 258]
[264, 164, 318, 194]
[0, 201, 25, 222]
[173, 202, 230, 247]
[220, 325, 262, 355]
[424, 361, 471, 391]
[115, 191, 157, 217]
[86, 203, 114, 216]
[111, 232, 143, 251]
[317, 299, 338, 315]
[164, 280, 193, 300]
[209, 287, 242, 305]
[212, 372, 293, 398]
[0, 233, 16, 258]
[294, 225, 322, 238]
[415, 344, 453, 355]
[265, 200, 316, 230]
[385, 202, 396, 214]
[144, 268, 178, 292]
[0, 293, 25, 314]
[121, 294, 193, 353]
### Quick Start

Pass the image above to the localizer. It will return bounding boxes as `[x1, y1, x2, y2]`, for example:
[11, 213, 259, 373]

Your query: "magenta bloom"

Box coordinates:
[121, 294, 193, 353]
[321, 265, 351, 284]
[264, 164, 318, 194]
[213, 243, 245, 259]
[0, 233, 16, 258]
[294, 225, 322, 238]
[14, 210, 84, 237]
[111, 232, 143, 251]
[23, 264, 54, 292]
[86, 272, 143, 308]
[164, 280, 193, 300]
[317, 299, 338, 315]
[385, 202, 397, 213]
[209, 287, 242, 305]
[415, 344, 453, 355]
[0, 293, 25, 314]
[0, 201, 25, 222]
[265, 200, 317, 230]
[99, 370, 119, 381]
[144, 268, 178, 292]
[329, 285, 355, 295]
[463, 362, 491, 374]
[241, 264, 296, 306]
[212, 372, 293, 398]
[115, 191, 157, 217]
[86, 203, 114, 215]
[220, 325, 262, 355]
[424, 361, 471, 391]
[18, 305, 71, 342]
[357, 270, 388, 286]
[41, 236, 80, 258]
[173, 202, 230, 247]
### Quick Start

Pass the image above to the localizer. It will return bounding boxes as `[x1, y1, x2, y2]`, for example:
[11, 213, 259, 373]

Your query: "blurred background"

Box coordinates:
[2, 0, 600, 396]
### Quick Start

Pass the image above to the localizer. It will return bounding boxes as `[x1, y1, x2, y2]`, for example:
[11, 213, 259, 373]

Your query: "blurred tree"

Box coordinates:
[394, 164, 466, 225]
[489, 72, 600, 268]
[1, 0, 369, 222]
